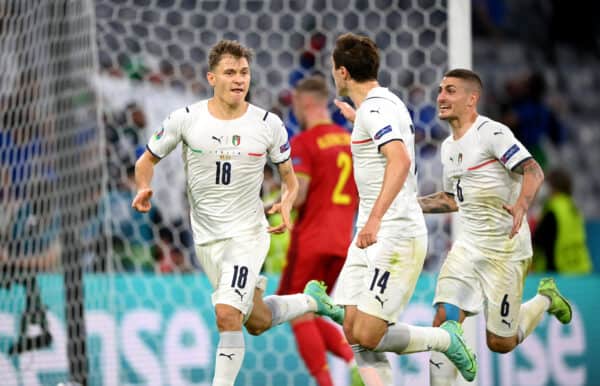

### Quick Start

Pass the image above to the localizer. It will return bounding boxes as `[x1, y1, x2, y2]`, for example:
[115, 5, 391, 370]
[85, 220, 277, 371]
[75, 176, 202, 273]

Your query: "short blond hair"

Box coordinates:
[295, 76, 329, 99]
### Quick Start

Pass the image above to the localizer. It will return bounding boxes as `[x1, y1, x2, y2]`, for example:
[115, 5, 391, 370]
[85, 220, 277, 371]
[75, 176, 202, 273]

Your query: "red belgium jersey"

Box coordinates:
[290, 123, 358, 257]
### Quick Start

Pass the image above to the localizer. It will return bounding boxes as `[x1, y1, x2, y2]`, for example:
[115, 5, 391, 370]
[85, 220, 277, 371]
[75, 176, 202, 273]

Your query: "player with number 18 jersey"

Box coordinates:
[147, 100, 290, 245]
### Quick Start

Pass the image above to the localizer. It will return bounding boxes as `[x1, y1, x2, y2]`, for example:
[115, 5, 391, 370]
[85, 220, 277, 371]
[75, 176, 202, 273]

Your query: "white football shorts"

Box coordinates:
[433, 240, 532, 337]
[334, 233, 428, 323]
[195, 231, 269, 316]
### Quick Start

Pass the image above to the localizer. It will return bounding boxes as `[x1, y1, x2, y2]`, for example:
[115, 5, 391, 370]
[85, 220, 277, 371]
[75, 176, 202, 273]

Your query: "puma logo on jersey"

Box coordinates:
[430, 359, 443, 369]
[219, 353, 235, 360]
[212, 135, 222, 143]
[501, 319, 512, 328]
[375, 295, 388, 308]
[235, 289, 247, 301]
[370, 107, 380, 114]
[493, 131, 503, 135]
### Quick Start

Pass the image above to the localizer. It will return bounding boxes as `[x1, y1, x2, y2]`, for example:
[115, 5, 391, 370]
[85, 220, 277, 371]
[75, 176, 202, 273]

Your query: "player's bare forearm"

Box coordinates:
[267, 159, 298, 233]
[132, 150, 160, 212]
[334, 99, 356, 123]
[418, 191, 458, 213]
[512, 158, 544, 210]
[135, 150, 159, 190]
[292, 173, 310, 209]
[369, 141, 410, 221]
[278, 159, 299, 206]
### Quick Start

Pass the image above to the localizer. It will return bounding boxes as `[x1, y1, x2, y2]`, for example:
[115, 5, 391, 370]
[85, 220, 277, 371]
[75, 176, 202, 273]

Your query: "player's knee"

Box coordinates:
[245, 317, 271, 336]
[486, 334, 516, 354]
[434, 303, 461, 326]
[245, 323, 267, 336]
[215, 306, 242, 332]
[352, 325, 381, 350]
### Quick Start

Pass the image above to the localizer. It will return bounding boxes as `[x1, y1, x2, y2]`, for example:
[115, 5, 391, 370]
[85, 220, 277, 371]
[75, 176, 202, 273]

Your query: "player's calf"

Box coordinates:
[342, 305, 358, 343]
[244, 304, 272, 336]
[350, 312, 388, 350]
[244, 285, 273, 336]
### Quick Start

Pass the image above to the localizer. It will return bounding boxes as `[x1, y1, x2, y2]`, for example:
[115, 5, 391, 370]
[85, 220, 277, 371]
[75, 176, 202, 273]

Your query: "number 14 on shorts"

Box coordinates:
[370, 268, 390, 294]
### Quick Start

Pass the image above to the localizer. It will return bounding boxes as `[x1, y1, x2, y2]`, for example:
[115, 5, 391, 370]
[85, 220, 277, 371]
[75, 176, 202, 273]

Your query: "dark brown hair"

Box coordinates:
[208, 40, 253, 70]
[444, 68, 483, 91]
[295, 76, 329, 99]
[333, 33, 379, 82]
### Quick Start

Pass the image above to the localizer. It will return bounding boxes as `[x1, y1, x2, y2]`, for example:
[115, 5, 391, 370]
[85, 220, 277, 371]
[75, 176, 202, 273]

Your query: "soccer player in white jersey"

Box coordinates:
[132, 40, 343, 386]
[305, 33, 477, 385]
[419, 69, 573, 386]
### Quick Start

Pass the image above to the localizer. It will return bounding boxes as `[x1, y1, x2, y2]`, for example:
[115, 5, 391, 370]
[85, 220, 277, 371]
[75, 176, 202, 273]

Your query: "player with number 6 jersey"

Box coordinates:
[419, 69, 573, 386]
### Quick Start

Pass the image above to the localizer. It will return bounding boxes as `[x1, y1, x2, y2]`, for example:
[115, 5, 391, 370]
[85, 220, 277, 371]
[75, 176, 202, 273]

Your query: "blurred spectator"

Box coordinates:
[155, 226, 193, 273]
[107, 165, 162, 271]
[500, 71, 566, 169]
[532, 168, 593, 274]
[472, 0, 507, 39]
[122, 102, 148, 156]
[105, 102, 148, 169]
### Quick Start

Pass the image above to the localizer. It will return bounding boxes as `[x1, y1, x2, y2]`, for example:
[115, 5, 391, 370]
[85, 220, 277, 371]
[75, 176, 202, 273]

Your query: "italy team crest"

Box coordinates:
[154, 127, 165, 140]
[232, 135, 241, 146]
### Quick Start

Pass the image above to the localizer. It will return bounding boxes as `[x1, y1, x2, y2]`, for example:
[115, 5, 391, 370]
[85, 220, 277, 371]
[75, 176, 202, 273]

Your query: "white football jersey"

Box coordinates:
[147, 100, 290, 244]
[351, 87, 426, 237]
[441, 115, 533, 260]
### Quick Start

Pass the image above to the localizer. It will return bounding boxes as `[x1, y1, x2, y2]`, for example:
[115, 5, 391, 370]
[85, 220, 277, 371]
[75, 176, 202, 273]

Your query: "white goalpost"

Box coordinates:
[447, 2, 477, 386]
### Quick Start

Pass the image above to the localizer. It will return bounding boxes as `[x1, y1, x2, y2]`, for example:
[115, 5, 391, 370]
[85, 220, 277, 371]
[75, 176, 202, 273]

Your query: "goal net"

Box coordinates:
[1, 1, 451, 385]
[1, 0, 106, 385]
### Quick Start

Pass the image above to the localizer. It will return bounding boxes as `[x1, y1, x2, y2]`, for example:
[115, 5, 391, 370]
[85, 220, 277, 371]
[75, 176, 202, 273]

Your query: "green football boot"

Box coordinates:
[303, 280, 345, 325]
[538, 277, 572, 324]
[440, 320, 477, 382]
[350, 365, 365, 386]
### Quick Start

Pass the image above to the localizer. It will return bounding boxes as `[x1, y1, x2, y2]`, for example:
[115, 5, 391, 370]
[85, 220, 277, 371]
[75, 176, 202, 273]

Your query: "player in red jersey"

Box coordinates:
[276, 76, 360, 386]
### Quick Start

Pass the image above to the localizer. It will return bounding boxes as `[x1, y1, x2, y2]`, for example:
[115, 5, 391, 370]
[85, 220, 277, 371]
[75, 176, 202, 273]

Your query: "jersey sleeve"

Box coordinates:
[440, 141, 454, 193]
[146, 108, 185, 159]
[266, 113, 291, 164]
[358, 100, 405, 151]
[480, 122, 532, 171]
[290, 135, 312, 176]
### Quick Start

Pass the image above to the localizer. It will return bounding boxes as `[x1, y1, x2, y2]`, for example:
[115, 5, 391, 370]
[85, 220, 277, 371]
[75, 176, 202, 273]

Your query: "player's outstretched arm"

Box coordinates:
[333, 99, 356, 123]
[357, 140, 410, 248]
[132, 150, 160, 213]
[418, 191, 458, 213]
[503, 158, 544, 238]
[268, 159, 299, 234]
